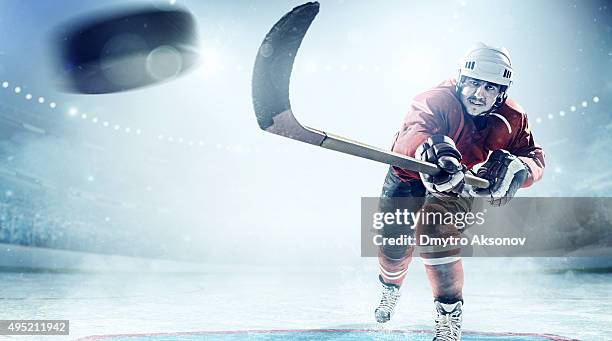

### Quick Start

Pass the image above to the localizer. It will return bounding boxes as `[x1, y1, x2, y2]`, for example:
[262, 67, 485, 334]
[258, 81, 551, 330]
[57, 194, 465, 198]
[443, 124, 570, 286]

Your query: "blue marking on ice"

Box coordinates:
[85, 330, 569, 341]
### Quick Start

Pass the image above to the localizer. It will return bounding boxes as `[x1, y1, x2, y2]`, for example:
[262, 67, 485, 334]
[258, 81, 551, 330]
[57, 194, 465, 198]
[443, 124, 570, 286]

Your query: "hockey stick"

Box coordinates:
[251, 2, 490, 189]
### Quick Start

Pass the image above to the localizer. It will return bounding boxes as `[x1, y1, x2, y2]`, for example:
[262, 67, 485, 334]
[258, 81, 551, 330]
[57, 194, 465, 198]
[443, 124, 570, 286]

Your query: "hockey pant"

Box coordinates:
[378, 167, 472, 304]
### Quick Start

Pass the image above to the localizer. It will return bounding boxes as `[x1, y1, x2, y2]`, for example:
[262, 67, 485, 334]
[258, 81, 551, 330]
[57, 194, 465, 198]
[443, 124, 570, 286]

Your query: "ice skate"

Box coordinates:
[374, 275, 401, 323]
[433, 300, 463, 341]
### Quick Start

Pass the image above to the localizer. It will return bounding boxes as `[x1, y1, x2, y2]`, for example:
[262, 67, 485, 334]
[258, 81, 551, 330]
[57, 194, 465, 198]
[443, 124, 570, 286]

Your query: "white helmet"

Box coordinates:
[458, 42, 513, 88]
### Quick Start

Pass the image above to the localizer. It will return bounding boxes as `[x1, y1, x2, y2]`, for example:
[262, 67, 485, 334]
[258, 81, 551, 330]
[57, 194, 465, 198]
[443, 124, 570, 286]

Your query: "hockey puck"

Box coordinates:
[51, 5, 199, 94]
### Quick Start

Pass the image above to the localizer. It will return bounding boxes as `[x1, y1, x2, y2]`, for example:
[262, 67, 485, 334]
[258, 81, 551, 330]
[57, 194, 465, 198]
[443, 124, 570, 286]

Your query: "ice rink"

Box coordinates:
[0, 1, 611, 340]
[0, 258, 610, 341]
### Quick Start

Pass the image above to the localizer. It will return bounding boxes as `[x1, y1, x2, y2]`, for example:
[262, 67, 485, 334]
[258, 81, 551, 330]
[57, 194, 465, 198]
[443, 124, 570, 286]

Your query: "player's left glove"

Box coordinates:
[470, 149, 529, 206]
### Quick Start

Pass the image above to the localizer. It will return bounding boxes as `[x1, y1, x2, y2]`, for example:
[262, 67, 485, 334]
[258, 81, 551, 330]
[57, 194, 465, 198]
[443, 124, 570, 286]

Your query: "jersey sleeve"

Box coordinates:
[509, 113, 545, 187]
[390, 93, 450, 180]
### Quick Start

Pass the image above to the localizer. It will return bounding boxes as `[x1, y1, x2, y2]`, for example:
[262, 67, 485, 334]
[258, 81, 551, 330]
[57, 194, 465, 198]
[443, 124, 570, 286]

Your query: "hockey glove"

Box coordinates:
[416, 135, 466, 196]
[470, 149, 528, 206]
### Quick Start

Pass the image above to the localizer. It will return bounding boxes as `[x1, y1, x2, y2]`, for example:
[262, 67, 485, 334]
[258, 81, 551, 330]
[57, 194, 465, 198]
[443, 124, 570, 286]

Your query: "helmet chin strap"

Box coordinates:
[470, 96, 504, 117]
[493, 91, 508, 109]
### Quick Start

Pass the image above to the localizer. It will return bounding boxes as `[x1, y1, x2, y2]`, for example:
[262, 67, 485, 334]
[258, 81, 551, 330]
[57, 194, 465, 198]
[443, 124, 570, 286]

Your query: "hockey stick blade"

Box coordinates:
[251, 2, 489, 189]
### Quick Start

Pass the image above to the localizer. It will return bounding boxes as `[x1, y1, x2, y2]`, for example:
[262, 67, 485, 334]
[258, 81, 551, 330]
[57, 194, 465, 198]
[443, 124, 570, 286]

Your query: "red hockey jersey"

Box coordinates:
[391, 78, 545, 187]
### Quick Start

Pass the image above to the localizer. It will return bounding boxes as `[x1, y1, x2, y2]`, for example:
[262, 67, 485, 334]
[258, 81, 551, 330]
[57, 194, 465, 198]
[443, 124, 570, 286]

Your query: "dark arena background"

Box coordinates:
[0, 1, 610, 340]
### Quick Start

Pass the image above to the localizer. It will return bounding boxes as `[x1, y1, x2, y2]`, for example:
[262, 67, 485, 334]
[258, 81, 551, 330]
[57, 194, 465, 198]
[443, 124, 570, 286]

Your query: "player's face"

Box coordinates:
[459, 77, 501, 116]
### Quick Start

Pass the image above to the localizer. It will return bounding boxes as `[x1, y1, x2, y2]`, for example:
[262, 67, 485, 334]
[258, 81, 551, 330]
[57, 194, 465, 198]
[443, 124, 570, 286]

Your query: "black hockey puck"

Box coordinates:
[51, 5, 199, 94]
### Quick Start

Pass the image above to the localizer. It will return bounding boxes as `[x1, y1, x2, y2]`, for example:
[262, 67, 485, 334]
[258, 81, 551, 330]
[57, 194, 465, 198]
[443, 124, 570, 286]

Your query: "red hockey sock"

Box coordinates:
[424, 259, 464, 303]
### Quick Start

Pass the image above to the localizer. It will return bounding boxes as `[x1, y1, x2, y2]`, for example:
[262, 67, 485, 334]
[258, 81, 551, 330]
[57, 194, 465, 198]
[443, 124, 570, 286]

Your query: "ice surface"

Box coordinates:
[76, 330, 572, 341]
[0, 259, 610, 340]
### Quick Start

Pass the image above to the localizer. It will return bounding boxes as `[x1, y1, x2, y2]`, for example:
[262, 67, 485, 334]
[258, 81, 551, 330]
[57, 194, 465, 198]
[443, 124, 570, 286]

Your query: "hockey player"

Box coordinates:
[374, 43, 545, 340]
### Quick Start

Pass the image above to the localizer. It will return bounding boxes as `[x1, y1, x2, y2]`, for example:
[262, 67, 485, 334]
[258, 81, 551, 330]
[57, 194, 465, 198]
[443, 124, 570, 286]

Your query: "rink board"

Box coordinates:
[79, 329, 577, 341]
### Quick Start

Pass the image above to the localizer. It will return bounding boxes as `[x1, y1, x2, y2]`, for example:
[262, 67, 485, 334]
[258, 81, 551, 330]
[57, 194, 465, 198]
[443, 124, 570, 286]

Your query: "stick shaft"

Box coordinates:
[318, 130, 490, 189]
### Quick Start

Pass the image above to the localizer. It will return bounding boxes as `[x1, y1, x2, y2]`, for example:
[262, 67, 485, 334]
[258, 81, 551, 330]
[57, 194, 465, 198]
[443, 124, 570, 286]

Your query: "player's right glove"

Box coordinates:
[416, 135, 466, 197]
[469, 149, 529, 206]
